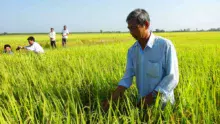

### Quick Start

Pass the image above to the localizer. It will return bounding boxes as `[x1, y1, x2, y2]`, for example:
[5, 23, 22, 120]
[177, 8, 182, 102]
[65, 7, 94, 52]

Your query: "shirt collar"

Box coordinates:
[30, 42, 36, 46]
[147, 33, 156, 48]
[134, 32, 156, 49]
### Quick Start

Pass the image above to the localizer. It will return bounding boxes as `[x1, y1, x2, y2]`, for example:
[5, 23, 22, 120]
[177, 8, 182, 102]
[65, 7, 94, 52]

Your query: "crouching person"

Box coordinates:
[3, 44, 13, 54]
[16, 36, 44, 54]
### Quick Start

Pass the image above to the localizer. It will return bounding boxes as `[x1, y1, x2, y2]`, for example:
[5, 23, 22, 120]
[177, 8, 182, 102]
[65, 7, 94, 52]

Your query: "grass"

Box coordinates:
[0, 32, 219, 123]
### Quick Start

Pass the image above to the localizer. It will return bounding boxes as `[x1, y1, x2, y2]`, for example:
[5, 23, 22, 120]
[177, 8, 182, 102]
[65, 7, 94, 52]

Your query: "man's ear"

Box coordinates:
[145, 21, 150, 29]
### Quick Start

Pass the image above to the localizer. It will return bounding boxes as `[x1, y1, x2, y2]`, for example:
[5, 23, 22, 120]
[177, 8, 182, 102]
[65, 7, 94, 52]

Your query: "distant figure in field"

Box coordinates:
[3, 44, 13, 54]
[61, 25, 69, 47]
[16, 36, 44, 53]
[102, 9, 179, 111]
[49, 28, 56, 48]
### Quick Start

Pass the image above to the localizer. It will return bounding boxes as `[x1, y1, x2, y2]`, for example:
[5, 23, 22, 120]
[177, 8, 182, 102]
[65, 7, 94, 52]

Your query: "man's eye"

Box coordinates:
[128, 26, 135, 30]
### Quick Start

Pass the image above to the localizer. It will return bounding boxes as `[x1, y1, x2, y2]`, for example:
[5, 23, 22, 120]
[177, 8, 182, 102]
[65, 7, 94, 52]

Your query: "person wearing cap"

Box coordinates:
[3, 44, 13, 54]
[102, 8, 179, 111]
[16, 36, 44, 53]
[49, 28, 56, 48]
[61, 25, 69, 47]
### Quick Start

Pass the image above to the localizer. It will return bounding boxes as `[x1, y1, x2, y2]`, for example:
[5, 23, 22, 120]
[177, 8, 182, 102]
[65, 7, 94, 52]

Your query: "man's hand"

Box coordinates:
[101, 99, 110, 112]
[137, 91, 161, 108]
[16, 46, 22, 51]
[101, 86, 126, 112]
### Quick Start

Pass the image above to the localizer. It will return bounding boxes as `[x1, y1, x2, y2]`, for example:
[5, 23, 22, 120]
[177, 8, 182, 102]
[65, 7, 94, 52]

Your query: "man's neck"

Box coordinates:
[138, 32, 151, 50]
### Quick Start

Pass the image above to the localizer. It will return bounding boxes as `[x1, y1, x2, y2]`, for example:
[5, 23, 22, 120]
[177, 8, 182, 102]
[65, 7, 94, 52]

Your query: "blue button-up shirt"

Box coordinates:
[118, 33, 179, 104]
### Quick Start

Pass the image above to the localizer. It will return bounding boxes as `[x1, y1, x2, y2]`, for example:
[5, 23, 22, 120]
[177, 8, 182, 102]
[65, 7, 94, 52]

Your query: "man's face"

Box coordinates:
[127, 19, 148, 41]
[5, 47, 11, 52]
[64, 26, 66, 30]
[51, 29, 54, 32]
[28, 40, 34, 45]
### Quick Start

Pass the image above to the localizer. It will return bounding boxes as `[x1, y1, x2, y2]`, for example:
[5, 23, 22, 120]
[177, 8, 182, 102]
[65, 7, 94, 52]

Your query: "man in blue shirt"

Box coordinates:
[102, 8, 179, 111]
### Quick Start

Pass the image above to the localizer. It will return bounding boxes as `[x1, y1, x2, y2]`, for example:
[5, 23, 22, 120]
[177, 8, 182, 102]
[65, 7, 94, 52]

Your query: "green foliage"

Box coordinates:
[0, 32, 219, 123]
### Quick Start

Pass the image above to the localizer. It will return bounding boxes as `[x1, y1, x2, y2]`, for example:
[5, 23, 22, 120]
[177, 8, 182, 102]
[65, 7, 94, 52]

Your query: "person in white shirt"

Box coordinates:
[49, 28, 56, 48]
[16, 36, 44, 54]
[61, 25, 69, 47]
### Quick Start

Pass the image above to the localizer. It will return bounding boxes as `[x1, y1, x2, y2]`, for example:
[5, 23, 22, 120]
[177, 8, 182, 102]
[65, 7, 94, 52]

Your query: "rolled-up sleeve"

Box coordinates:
[118, 50, 135, 88]
[24, 45, 34, 51]
[155, 44, 179, 96]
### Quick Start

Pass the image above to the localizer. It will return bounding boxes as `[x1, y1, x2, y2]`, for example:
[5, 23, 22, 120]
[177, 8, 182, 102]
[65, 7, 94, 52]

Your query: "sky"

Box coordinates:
[0, 0, 220, 33]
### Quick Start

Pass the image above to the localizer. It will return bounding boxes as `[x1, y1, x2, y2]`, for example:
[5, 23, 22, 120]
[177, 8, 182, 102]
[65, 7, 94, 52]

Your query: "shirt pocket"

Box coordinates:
[146, 61, 160, 78]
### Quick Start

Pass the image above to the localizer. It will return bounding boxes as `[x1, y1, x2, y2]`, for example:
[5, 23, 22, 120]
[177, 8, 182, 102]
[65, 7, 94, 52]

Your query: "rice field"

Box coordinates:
[0, 32, 219, 123]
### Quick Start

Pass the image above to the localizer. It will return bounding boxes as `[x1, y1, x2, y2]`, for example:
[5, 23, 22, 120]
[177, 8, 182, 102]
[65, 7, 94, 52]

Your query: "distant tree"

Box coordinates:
[155, 29, 165, 32]
[186, 28, 190, 32]
[199, 29, 204, 32]
[3, 32, 7, 35]
[208, 28, 220, 31]
[100, 30, 103, 33]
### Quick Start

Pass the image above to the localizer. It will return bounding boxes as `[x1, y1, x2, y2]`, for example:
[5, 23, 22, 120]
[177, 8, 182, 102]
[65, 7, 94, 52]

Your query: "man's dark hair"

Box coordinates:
[126, 8, 150, 26]
[4, 44, 11, 49]
[27, 36, 35, 41]
[51, 28, 54, 30]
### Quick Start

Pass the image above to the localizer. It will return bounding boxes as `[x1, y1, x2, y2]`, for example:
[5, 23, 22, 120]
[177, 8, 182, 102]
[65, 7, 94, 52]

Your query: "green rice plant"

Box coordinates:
[0, 32, 219, 123]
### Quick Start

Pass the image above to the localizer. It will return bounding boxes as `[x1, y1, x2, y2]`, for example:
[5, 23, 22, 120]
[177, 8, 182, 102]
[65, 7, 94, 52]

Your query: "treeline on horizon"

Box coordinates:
[1, 27, 220, 35]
